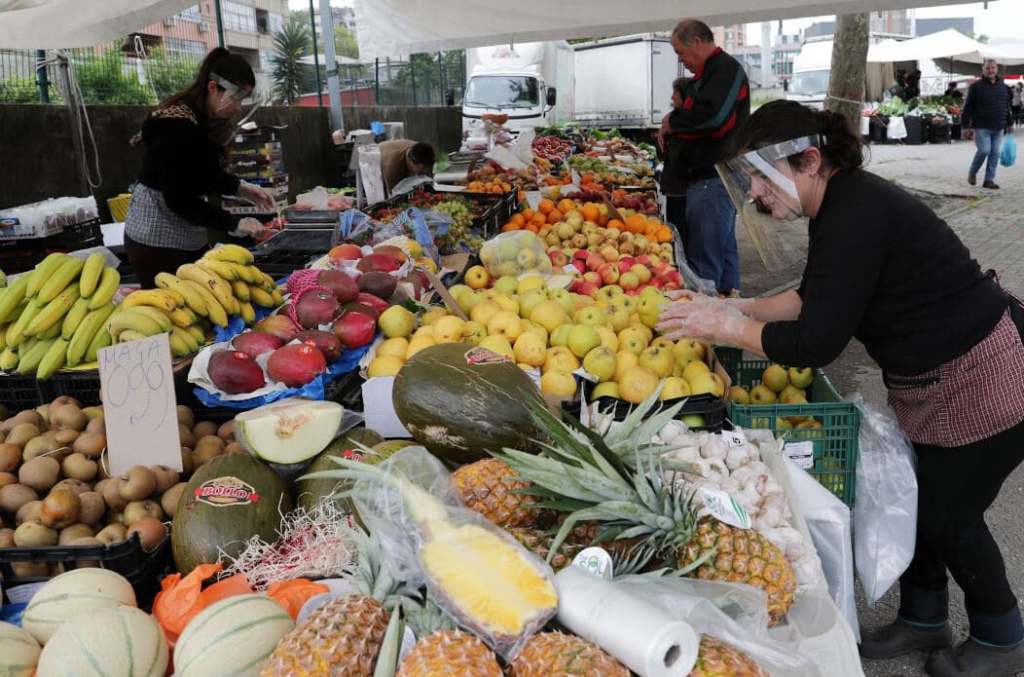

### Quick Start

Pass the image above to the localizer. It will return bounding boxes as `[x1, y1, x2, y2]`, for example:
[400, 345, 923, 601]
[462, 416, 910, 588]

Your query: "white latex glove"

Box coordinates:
[231, 216, 268, 239]
[656, 291, 750, 345]
[666, 289, 756, 314]
[238, 181, 275, 211]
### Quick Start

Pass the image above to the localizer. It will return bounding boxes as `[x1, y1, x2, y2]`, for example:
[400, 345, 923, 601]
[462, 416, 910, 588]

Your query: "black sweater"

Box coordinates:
[762, 170, 1006, 376]
[961, 77, 1012, 131]
[136, 107, 241, 232]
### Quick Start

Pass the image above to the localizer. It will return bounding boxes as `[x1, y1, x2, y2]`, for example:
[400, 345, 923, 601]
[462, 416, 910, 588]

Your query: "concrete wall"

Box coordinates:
[0, 104, 462, 219]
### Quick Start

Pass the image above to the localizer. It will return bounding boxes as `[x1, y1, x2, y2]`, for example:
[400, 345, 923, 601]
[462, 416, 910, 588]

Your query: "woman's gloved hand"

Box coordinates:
[231, 217, 269, 239]
[238, 181, 276, 212]
[656, 290, 751, 344]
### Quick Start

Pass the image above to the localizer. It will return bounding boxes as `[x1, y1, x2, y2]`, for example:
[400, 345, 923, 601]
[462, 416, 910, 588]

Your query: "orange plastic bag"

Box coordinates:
[152, 565, 254, 645]
[266, 579, 330, 619]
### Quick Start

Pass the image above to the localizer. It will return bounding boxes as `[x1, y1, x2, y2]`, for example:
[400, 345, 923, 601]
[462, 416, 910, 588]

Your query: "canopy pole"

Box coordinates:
[309, 0, 323, 108]
[319, 0, 343, 133]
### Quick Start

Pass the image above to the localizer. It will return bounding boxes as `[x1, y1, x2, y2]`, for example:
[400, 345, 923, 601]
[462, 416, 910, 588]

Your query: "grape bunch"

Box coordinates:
[433, 199, 483, 252]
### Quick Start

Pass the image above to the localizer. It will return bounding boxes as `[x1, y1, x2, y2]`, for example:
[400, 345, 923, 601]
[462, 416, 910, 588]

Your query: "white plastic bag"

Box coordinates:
[848, 393, 917, 605]
[886, 116, 907, 141]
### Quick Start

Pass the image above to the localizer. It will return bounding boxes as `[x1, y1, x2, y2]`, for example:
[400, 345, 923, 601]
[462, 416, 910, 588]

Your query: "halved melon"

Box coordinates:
[235, 398, 344, 464]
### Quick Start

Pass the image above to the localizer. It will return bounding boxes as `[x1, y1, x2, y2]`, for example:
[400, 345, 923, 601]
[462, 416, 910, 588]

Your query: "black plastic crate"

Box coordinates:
[580, 381, 727, 432]
[0, 534, 172, 610]
[0, 219, 104, 273]
[250, 229, 333, 276]
[0, 373, 45, 412]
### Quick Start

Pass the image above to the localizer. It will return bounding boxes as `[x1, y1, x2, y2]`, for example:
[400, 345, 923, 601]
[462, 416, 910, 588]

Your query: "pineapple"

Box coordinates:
[452, 458, 547, 528]
[507, 631, 630, 677]
[493, 397, 797, 625]
[689, 635, 769, 676]
[397, 598, 502, 677]
[506, 527, 586, 570]
[261, 531, 410, 677]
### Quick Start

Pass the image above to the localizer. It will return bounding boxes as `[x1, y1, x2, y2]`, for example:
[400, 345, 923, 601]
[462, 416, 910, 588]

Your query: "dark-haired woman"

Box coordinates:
[658, 100, 1024, 677]
[124, 48, 273, 288]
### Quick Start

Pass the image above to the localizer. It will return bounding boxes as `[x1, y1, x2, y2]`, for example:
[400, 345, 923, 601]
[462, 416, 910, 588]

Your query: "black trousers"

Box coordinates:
[899, 305, 1024, 645]
[124, 236, 206, 290]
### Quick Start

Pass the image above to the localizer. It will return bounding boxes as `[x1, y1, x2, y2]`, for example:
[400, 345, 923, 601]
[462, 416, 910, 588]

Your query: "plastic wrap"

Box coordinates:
[849, 393, 917, 605]
[478, 230, 553, 278]
[343, 447, 558, 659]
[669, 225, 717, 296]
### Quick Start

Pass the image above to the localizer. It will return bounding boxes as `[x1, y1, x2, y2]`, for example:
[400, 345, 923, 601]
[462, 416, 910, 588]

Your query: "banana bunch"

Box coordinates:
[105, 288, 211, 358]
[0, 252, 122, 379]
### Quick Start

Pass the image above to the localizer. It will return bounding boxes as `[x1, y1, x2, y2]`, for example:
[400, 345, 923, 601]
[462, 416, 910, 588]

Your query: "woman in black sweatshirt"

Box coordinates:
[124, 48, 273, 288]
[659, 100, 1024, 677]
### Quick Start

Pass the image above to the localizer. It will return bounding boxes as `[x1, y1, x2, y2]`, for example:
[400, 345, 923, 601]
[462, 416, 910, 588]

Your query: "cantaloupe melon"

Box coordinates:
[0, 621, 41, 677]
[22, 568, 137, 644]
[173, 594, 294, 677]
[36, 605, 166, 677]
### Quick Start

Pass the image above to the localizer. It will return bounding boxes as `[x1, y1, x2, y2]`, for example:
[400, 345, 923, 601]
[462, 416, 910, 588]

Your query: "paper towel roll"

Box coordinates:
[555, 567, 699, 677]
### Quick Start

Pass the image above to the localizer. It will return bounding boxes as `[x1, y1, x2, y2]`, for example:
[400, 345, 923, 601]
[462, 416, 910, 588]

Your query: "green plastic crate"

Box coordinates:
[727, 358, 859, 507]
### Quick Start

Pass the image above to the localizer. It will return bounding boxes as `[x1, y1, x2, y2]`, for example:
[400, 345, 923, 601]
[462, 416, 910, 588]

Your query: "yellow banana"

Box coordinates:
[239, 301, 255, 324]
[0, 326, 6, 351]
[26, 284, 80, 337]
[204, 243, 253, 265]
[185, 325, 206, 344]
[177, 264, 238, 315]
[118, 330, 150, 343]
[122, 289, 177, 313]
[172, 325, 199, 352]
[169, 307, 195, 328]
[17, 338, 55, 374]
[67, 304, 115, 368]
[233, 264, 262, 284]
[270, 288, 284, 306]
[62, 297, 91, 340]
[85, 328, 112, 363]
[196, 258, 237, 282]
[231, 280, 251, 302]
[248, 286, 275, 308]
[87, 267, 121, 309]
[36, 338, 69, 380]
[0, 274, 29, 322]
[128, 305, 173, 333]
[79, 252, 106, 297]
[27, 253, 69, 297]
[0, 347, 17, 371]
[6, 299, 44, 348]
[155, 273, 207, 317]
[258, 272, 277, 292]
[161, 287, 186, 307]
[37, 257, 84, 303]
[179, 279, 228, 327]
[39, 322, 63, 340]
[168, 332, 190, 357]
[107, 309, 165, 340]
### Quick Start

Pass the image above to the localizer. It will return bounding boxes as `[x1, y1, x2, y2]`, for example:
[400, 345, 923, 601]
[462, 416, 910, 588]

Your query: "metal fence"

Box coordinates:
[0, 2, 464, 108]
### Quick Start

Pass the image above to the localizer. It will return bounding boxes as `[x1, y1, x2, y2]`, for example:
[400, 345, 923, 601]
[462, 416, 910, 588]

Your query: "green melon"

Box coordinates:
[172, 453, 293, 575]
[392, 342, 543, 464]
[295, 427, 384, 512]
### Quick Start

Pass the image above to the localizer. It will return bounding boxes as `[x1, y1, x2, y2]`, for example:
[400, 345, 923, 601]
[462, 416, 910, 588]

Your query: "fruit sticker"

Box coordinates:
[194, 476, 261, 507]
[464, 346, 512, 366]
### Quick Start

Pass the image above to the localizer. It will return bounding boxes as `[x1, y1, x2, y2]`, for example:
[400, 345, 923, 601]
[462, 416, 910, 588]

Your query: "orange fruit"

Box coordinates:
[558, 199, 576, 214]
[538, 198, 555, 215]
[510, 213, 525, 227]
[581, 203, 600, 222]
[627, 214, 647, 233]
[521, 207, 535, 221]
[531, 212, 547, 227]
[607, 218, 625, 232]
[546, 209, 563, 224]
[525, 222, 540, 233]
[502, 221, 518, 232]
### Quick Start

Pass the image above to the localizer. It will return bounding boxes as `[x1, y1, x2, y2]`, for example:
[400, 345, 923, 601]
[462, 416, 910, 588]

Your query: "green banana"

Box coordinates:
[17, 338, 55, 374]
[62, 297, 91, 340]
[36, 338, 69, 380]
[6, 299, 44, 348]
[0, 347, 18, 371]
[79, 252, 106, 297]
[185, 325, 206, 344]
[39, 322, 62, 340]
[107, 309, 164, 341]
[118, 330, 149, 343]
[87, 267, 121, 310]
[26, 284, 80, 337]
[27, 253, 69, 297]
[0, 274, 29, 323]
[171, 325, 199, 353]
[37, 257, 84, 303]
[85, 328, 112, 364]
[67, 304, 115, 368]
[127, 305, 173, 333]
[168, 331, 190, 357]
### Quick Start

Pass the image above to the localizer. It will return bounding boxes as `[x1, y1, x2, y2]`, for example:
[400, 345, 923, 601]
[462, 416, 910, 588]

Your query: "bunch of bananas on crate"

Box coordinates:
[0, 252, 121, 379]
[104, 287, 211, 358]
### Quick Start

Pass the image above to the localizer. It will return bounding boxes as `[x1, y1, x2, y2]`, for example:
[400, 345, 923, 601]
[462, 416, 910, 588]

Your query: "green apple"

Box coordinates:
[788, 366, 814, 389]
[573, 306, 608, 327]
[518, 289, 548, 319]
[776, 417, 794, 431]
[761, 364, 789, 393]
[749, 384, 778, 404]
[456, 290, 483, 315]
[568, 324, 602, 359]
[493, 275, 520, 296]
[638, 346, 674, 378]
[549, 287, 576, 315]
[460, 320, 487, 345]
[681, 414, 706, 428]
[582, 346, 617, 381]
[549, 323, 574, 348]
[591, 381, 619, 400]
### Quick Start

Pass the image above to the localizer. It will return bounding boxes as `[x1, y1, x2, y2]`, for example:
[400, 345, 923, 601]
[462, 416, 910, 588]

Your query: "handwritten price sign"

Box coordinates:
[99, 333, 182, 476]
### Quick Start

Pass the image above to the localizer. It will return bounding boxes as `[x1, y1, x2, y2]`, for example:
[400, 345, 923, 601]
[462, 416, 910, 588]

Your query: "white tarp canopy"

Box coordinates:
[867, 29, 1024, 66]
[0, 0, 196, 49]
[353, 0, 971, 60]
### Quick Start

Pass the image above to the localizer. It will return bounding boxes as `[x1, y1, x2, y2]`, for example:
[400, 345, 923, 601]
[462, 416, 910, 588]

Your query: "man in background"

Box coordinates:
[962, 58, 1013, 190]
[658, 19, 749, 296]
[379, 139, 436, 197]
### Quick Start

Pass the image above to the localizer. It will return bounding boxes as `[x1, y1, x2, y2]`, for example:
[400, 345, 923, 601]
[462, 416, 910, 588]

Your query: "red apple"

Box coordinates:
[619, 256, 636, 267]
[597, 262, 620, 285]
[585, 252, 606, 272]
[650, 278, 664, 289]
[624, 289, 640, 296]
[636, 255, 652, 267]
[583, 271, 601, 286]
[652, 262, 671, 278]
[630, 264, 653, 284]
[619, 271, 640, 291]
[576, 281, 599, 297]
[665, 270, 683, 286]
[572, 260, 587, 275]
[617, 260, 633, 275]
[548, 250, 569, 267]
[332, 311, 377, 349]
[573, 249, 589, 262]
[663, 280, 682, 291]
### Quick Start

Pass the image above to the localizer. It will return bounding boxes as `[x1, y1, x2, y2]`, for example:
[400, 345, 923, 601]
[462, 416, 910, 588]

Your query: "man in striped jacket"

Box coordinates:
[659, 19, 750, 295]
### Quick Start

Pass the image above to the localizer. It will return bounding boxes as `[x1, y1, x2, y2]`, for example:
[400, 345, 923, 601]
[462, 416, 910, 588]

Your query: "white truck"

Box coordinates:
[573, 34, 683, 137]
[461, 41, 574, 147]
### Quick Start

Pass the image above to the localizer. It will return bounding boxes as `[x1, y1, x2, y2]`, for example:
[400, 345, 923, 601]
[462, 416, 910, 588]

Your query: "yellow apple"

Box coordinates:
[618, 327, 650, 355]
[419, 307, 448, 326]
[762, 363, 790, 393]
[514, 332, 548, 367]
[567, 324, 601, 358]
[615, 351, 639, 382]
[517, 275, 546, 294]
[638, 346, 674, 378]
[672, 339, 705, 364]
[637, 293, 666, 328]
[377, 337, 409, 359]
[541, 370, 578, 399]
[549, 323, 574, 348]
[455, 290, 482, 315]
[518, 289, 548, 319]
[378, 305, 416, 338]
[543, 346, 580, 374]
[413, 325, 435, 339]
[470, 299, 501, 326]
[660, 376, 691, 400]
[530, 300, 570, 333]
[461, 320, 487, 345]
[591, 381, 620, 400]
[618, 366, 659, 403]
[607, 307, 631, 332]
[729, 385, 750, 405]
[521, 319, 548, 344]
[651, 337, 675, 351]
[492, 294, 520, 316]
[367, 355, 405, 377]
[595, 325, 619, 351]
[681, 359, 711, 384]
[478, 335, 514, 360]
[573, 307, 608, 327]
[405, 334, 437, 359]
[433, 315, 466, 343]
[573, 294, 595, 311]
[464, 265, 491, 290]
[488, 311, 524, 341]
[788, 366, 814, 389]
[448, 284, 473, 302]
[582, 346, 617, 382]
[493, 275, 519, 296]
[689, 372, 725, 397]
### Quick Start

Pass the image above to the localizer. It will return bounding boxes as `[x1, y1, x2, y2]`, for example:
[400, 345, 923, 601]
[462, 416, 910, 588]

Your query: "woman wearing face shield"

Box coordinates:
[124, 48, 274, 288]
[658, 100, 1024, 677]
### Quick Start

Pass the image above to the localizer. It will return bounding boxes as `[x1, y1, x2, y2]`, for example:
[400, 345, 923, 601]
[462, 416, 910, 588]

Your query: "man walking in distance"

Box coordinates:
[962, 58, 1013, 189]
[658, 19, 749, 295]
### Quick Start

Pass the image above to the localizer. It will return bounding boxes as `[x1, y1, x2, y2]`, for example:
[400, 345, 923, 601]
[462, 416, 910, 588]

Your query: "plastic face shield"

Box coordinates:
[715, 135, 821, 271]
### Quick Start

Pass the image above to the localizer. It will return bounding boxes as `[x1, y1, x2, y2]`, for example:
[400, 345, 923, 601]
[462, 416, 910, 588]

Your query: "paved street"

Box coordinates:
[737, 130, 1024, 677]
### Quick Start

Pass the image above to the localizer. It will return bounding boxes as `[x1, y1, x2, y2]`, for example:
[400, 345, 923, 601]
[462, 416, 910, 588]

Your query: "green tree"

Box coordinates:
[272, 18, 311, 103]
[334, 24, 359, 59]
[390, 51, 464, 105]
[0, 77, 47, 103]
[74, 50, 153, 104]
[144, 48, 199, 102]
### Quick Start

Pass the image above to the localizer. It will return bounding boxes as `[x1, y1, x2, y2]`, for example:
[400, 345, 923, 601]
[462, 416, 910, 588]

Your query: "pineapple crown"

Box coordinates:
[400, 596, 456, 640]
[492, 394, 706, 574]
[348, 527, 419, 608]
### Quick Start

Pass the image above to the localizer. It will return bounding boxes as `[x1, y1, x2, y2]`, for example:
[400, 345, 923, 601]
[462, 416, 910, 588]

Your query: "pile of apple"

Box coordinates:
[729, 363, 823, 432]
[536, 210, 674, 261]
[560, 249, 683, 298]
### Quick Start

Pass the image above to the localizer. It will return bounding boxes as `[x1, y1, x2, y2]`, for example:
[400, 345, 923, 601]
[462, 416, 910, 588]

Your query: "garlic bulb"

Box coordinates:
[725, 445, 751, 471]
[700, 435, 729, 460]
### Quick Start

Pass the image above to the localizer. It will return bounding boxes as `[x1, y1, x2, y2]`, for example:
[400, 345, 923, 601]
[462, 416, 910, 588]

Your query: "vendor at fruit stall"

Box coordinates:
[124, 48, 274, 289]
[658, 100, 1024, 677]
[379, 139, 436, 198]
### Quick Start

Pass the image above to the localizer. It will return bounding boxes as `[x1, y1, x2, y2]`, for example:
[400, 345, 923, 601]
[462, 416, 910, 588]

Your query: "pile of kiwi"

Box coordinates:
[0, 398, 238, 578]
